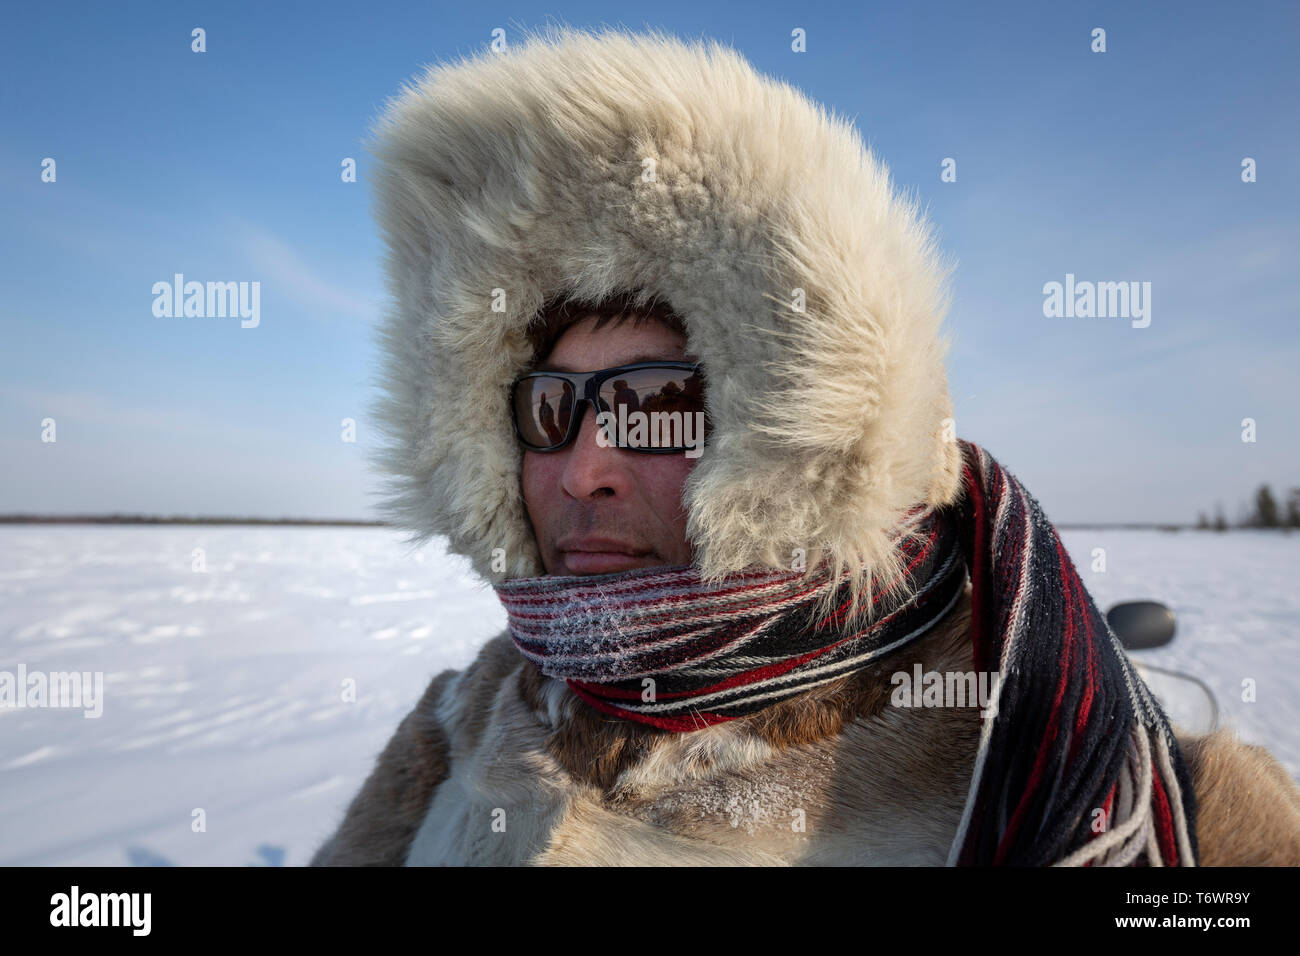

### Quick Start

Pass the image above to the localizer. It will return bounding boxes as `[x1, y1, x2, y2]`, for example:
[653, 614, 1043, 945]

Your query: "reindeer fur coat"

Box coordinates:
[311, 27, 1300, 867]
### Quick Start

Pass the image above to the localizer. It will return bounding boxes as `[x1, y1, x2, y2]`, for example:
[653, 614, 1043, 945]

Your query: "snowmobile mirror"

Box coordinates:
[1105, 600, 1176, 650]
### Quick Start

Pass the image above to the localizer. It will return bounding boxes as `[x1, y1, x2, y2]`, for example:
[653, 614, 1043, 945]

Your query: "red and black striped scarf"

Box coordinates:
[493, 438, 1198, 866]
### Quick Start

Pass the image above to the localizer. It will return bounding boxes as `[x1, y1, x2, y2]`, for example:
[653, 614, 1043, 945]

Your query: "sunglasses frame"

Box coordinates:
[510, 360, 706, 454]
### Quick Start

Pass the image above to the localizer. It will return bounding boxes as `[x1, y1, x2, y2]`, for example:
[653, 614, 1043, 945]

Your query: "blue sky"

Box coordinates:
[2, 0, 1297, 523]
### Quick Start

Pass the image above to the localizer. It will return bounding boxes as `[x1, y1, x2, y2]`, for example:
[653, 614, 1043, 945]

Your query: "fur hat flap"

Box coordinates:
[369, 25, 964, 597]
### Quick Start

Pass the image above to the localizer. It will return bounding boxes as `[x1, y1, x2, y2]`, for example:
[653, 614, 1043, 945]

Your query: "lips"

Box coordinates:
[557, 536, 653, 575]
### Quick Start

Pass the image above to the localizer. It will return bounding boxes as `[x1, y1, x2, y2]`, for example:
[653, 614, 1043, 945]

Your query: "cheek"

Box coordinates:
[645, 456, 698, 520]
[520, 453, 543, 524]
[521, 451, 566, 529]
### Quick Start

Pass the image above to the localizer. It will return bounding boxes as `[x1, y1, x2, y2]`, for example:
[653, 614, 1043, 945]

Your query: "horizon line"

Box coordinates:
[1, 514, 1294, 533]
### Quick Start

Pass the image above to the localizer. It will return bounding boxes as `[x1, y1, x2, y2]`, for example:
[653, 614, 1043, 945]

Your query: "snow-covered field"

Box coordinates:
[1, 525, 1296, 866]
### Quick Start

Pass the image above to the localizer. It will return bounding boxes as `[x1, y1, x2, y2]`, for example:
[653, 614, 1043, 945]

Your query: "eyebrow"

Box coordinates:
[534, 353, 691, 373]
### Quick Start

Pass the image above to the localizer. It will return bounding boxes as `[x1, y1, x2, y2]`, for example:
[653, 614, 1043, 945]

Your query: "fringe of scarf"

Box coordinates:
[492, 438, 1198, 866]
[946, 440, 1198, 866]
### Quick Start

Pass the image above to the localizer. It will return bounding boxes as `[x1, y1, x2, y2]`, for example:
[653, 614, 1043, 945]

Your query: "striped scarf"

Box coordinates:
[493, 438, 1198, 866]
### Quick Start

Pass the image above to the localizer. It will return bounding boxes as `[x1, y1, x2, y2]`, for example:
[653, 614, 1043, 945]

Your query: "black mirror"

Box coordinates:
[1105, 600, 1176, 650]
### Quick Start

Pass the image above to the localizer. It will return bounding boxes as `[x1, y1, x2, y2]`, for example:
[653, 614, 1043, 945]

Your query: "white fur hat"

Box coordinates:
[368, 25, 964, 603]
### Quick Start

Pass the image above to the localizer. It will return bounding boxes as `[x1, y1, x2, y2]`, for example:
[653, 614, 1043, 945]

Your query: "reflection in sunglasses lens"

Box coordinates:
[517, 368, 705, 450]
[520, 378, 573, 447]
[599, 369, 705, 449]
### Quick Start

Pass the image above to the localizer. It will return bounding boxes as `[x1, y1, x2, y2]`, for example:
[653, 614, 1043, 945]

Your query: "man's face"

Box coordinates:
[521, 314, 700, 576]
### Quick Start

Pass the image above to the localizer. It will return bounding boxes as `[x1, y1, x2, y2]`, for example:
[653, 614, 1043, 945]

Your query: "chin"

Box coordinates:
[560, 551, 662, 575]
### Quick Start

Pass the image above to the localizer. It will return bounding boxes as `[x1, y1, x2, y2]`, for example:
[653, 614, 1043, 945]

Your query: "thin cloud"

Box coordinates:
[239, 227, 378, 322]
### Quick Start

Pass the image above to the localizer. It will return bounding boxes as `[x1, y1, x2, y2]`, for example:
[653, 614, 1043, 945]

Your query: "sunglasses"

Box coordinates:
[510, 361, 708, 453]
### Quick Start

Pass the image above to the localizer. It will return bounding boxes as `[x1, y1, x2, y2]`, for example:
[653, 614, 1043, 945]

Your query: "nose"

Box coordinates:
[560, 401, 629, 500]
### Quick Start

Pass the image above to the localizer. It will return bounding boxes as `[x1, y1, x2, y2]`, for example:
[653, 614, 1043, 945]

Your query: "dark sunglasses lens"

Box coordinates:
[597, 367, 706, 449]
[514, 377, 576, 448]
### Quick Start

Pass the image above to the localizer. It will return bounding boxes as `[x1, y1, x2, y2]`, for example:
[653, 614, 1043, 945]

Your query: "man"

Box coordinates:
[312, 27, 1300, 866]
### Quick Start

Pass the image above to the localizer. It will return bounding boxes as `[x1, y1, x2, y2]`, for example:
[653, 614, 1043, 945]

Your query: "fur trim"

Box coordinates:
[367, 24, 963, 602]
[309, 668, 457, 866]
[1175, 728, 1300, 866]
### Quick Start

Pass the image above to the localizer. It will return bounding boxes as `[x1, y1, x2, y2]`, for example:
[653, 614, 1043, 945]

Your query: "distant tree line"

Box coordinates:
[1196, 485, 1300, 530]
[0, 514, 385, 526]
